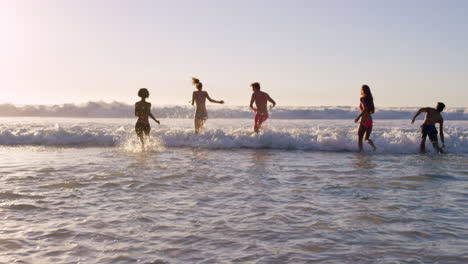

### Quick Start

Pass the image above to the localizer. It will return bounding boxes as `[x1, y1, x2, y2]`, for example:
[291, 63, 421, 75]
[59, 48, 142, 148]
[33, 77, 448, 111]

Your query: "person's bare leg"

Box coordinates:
[139, 135, 145, 150]
[199, 120, 205, 132]
[365, 126, 376, 151]
[431, 141, 443, 153]
[357, 124, 365, 152]
[254, 122, 259, 133]
[194, 119, 200, 134]
[420, 136, 427, 153]
[136, 128, 145, 150]
[366, 139, 376, 151]
[254, 122, 261, 133]
[142, 130, 150, 150]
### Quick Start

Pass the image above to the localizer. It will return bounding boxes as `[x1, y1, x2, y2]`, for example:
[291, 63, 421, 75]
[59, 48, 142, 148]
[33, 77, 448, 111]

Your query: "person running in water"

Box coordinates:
[249, 82, 276, 133]
[354, 85, 377, 151]
[135, 88, 160, 149]
[411, 102, 445, 153]
[191, 78, 224, 134]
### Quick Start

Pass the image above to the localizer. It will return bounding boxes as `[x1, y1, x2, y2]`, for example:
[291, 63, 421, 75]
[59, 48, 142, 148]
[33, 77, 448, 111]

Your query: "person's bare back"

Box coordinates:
[134, 88, 160, 150]
[420, 108, 443, 126]
[250, 91, 274, 115]
[191, 78, 224, 134]
[249, 82, 276, 133]
[193, 91, 208, 111]
[135, 101, 151, 124]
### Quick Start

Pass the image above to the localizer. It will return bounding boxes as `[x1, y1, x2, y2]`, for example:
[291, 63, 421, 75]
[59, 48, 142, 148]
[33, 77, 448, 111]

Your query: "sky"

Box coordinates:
[1, 0, 467, 106]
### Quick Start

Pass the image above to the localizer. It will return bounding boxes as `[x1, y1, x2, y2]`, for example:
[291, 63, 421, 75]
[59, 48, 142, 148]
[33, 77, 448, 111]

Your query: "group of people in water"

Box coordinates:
[134, 79, 446, 153]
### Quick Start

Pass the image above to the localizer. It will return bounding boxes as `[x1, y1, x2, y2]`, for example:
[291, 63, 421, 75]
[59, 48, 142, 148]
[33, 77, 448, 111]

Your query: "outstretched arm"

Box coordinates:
[411, 108, 427, 124]
[206, 93, 224, 104]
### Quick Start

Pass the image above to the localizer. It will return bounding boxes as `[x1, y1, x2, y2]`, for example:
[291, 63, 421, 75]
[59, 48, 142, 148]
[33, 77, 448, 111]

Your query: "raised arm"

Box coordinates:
[411, 108, 428, 124]
[206, 92, 224, 104]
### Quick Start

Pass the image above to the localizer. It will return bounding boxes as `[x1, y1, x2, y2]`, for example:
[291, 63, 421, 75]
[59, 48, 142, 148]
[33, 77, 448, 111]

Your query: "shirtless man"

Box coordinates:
[135, 88, 160, 149]
[249, 82, 276, 133]
[191, 78, 224, 134]
[411, 102, 445, 153]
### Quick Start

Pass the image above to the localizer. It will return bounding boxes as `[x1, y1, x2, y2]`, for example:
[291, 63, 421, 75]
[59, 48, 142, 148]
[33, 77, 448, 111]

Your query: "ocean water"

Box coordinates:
[0, 118, 467, 264]
[1, 103, 466, 120]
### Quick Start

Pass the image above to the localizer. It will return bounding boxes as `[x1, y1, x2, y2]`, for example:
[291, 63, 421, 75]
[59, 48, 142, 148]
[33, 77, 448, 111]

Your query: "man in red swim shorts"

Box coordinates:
[249, 82, 276, 133]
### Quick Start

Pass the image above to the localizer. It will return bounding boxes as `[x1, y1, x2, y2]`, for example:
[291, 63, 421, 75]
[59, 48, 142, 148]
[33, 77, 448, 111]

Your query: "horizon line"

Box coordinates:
[1, 101, 466, 109]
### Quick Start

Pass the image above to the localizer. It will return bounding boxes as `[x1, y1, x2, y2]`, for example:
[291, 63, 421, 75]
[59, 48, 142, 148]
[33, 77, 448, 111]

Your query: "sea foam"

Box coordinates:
[1, 121, 466, 153]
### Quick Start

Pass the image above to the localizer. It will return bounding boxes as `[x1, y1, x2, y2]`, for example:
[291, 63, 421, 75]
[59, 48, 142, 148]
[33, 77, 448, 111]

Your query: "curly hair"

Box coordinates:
[138, 88, 149, 98]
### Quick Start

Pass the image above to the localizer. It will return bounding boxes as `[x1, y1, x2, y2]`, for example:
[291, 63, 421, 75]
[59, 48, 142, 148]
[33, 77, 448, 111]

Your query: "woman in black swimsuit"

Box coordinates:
[135, 88, 160, 149]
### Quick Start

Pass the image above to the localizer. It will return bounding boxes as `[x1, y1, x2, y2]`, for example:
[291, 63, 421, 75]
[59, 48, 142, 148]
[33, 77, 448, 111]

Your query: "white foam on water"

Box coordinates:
[0, 121, 466, 153]
[119, 134, 166, 153]
[0, 123, 120, 146]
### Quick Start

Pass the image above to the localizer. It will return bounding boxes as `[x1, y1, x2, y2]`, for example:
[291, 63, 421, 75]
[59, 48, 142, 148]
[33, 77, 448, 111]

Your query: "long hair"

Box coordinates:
[192, 77, 202, 90]
[361, 85, 375, 113]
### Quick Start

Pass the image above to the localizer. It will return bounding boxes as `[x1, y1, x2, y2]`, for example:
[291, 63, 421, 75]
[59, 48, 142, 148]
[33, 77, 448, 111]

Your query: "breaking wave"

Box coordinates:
[0, 123, 466, 153]
[0, 102, 466, 120]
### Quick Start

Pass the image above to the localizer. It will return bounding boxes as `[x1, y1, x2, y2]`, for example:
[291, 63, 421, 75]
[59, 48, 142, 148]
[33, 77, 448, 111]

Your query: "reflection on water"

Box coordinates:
[353, 153, 377, 171]
[0, 147, 467, 264]
[190, 148, 209, 163]
[251, 149, 269, 166]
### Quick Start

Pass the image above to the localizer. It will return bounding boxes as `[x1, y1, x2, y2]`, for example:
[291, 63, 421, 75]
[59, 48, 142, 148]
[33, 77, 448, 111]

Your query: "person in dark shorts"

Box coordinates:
[411, 102, 445, 153]
[135, 88, 160, 149]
